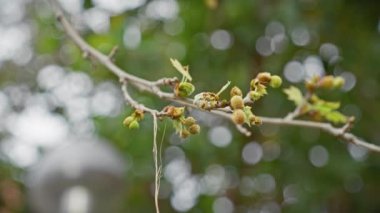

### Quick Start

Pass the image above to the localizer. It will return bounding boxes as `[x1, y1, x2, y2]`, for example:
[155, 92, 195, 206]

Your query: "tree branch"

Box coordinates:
[49, 0, 380, 153]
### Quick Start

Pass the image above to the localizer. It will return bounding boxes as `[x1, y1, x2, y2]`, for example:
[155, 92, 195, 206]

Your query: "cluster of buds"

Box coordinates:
[193, 92, 220, 110]
[123, 109, 145, 129]
[249, 72, 282, 101]
[229, 87, 261, 126]
[306, 75, 345, 91]
[163, 106, 200, 138]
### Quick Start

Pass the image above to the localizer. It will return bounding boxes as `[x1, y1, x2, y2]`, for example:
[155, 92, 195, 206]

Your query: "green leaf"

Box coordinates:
[325, 111, 348, 124]
[283, 86, 303, 106]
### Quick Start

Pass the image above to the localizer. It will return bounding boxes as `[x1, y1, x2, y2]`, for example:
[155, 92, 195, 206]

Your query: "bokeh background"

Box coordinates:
[1, 0, 380, 212]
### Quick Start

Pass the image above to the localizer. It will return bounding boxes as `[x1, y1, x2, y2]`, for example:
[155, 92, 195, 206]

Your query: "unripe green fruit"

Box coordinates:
[176, 82, 195, 97]
[269, 75, 282, 88]
[257, 72, 272, 84]
[129, 120, 140, 129]
[319, 75, 334, 89]
[188, 124, 200, 134]
[230, 86, 242, 97]
[249, 91, 261, 101]
[180, 129, 190, 138]
[232, 109, 246, 125]
[183, 117, 196, 126]
[333, 76, 345, 88]
[230, 95, 244, 110]
[123, 116, 134, 126]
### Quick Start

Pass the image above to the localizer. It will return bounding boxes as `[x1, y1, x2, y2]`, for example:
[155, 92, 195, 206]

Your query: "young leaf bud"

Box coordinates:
[188, 124, 200, 134]
[183, 117, 196, 126]
[232, 109, 246, 125]
[249, 91, 261, 101]
[123, 116, 134, 126]
[257, 72, 272, 84]
[269, 75, 282, 88]
[230, 95, 244, 109]
[230, 86, 243, 97]
[333, 76, 345, 88]
[319, 75, 334, 89]
[180, 129, 190, 138]
[128, 120, 140, 129]
[175, 82, 195, 97]
[253, 116, 262, 125]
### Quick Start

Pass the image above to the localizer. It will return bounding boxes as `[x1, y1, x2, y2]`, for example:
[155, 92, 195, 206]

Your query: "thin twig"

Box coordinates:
[152, 113, 161, 213]
[49, 0, 380, 155]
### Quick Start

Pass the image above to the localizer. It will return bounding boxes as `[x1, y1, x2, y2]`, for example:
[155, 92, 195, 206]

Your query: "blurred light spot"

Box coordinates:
[3, 85, 30, 108]
[83, 8, 110, 34]
[213, 197, 234, 213]
[170, 176, 200, 212]
[344, 175, 363, 193]
[166, 42, 186, 60]
[7, 106, 69, 147]
[260, 201, 281, 213]
[37, 65, 66, 90]
[254, 174, 276, 194]
[60, 186, 91, 213]
[262, 141, 281, 161]
[0, 0, 26, 24]
[347, 144, 368, 161]
[208, 126, 232, 147]
[242, 142, 263, 165]
[210, 30, 233, 50]
[265, 21, 285, 38]
[164, 158, 191, 186]
[145, 0, 179, 20]
[123, 25, 141, 49]
[319, 43, 339, 64]
[303, 56, 325, 79]
[291, 27, 310, 46]
[271, 34, 288, 54]
[0, 24, 32, 63]
[58, 0, 83, 14]
[164, 146, 185, 163]
[342, 104, 361, 121]
[283, 184, 299, 204]
[283, 61, 305, 83]
[164, 18, 184, 35]
[0, 91, 9, 117]
[309, 145, 329, 167]
[239, 176, 254, 196]
[93, 0, 146, 14]
[340, 72, 356, 91]
[1, 140, 39, 168]
[200, 164, 226, 195]
[65, 97, 90, 122]
[91, 83, 122, 117]
[256, 36, 272, 56]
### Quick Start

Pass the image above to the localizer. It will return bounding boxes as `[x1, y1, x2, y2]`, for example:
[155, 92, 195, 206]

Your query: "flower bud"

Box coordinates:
[134, 109, 145, 120]
[183, 117, 196, 126]
[188, 124, 200, 134]
[230, 95, 244, 110]
[172, 107, 184, 118]
[128, 120, 140, 129]
[257, 72, 272, 84]
[319, 75, 334, 89]
[232, 109, 246, 125]
[249, 91, 261, 101]
[175, 82, 195, 97]
[269, 75, 282, 88]
[230, 86, 242, 97]
[180, 129, 190, 138]
[123, 116, 134, 126]
[333, 76, 345, 88]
